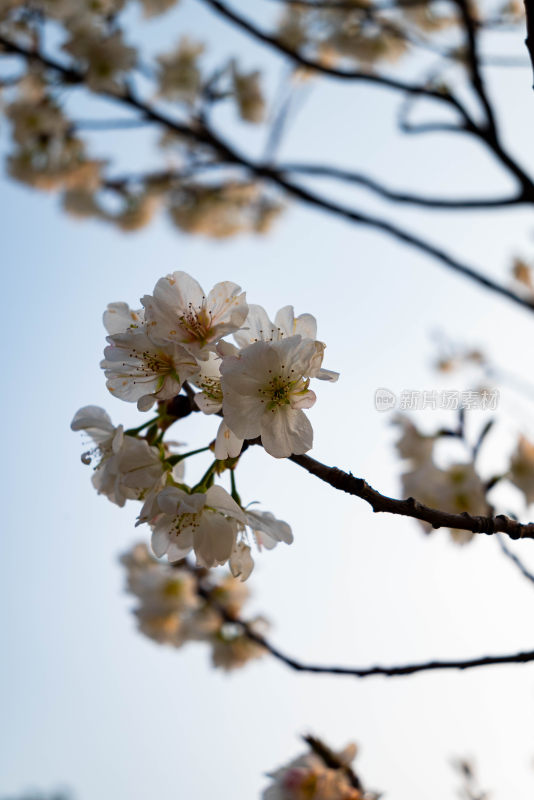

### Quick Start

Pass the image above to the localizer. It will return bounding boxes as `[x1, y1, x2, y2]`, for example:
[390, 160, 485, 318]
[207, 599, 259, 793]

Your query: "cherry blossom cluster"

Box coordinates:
[121, 543, 266, 670]
[263, 739, 376, 800]
[72, 271, 338, 577]
[394, 412, 534, 544]
[0, 1, 281, 237]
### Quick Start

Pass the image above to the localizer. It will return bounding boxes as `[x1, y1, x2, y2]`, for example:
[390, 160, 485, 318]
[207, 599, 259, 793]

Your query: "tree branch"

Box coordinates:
[286, 451, 534, 540]
[280, 162, 524, 208]
[454, 0, 497, 136]
[3, 33, 534, 313]
[303, 736, 364, 791]
[195, 0, 471, 116]
[198, 576, 534, 678]
[524, 0, 534, 88]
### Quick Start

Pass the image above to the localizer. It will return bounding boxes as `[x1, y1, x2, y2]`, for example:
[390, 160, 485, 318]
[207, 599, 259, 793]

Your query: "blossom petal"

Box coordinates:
[214, 420, 243, 460]
[205, 485, 246, 523]
[260, 406, 313, 458]
[194, 513, 236, 567]
[230, 541, 254, 581]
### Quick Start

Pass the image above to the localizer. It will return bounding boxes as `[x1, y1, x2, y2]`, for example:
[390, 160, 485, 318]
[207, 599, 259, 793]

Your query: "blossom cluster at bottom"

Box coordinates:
[263, 738, 378, 800]
[121, 543, 267, 671]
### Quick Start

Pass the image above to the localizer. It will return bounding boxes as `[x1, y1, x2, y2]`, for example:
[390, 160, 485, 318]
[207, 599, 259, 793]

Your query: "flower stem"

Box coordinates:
[194, 460, 218, 491]
[230, 469, 242, 506]
[125, 416, 160, 436]
[167, 445, 212, 466]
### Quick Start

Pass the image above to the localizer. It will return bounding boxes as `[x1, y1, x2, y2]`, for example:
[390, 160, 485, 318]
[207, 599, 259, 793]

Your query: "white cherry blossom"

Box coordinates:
[71, 405, 164, 506]
[230, 509, 293, 580]
[149, 484, 246, 568]
[142, 271, 248, 359]
[103, 301, 144, 335]
[220, 335, 320, 458]
[191, 352, 244, 459]
[101, 328, 199, 410]
[263, 743, 361, 800]
[234, 304, 338, 382]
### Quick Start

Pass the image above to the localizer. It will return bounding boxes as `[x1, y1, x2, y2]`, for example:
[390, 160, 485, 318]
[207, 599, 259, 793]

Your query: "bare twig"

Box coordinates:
[199, 574, 534, 678]
[497, 533, 534, 583]
[524, 0, 534, 87]
[286, 451, 534, 539]
[280, 162, 523, 208]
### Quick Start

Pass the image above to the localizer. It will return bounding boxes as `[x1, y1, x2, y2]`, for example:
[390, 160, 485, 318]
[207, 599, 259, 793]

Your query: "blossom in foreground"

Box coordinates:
[103, 301, 144, 335]
[142, 271, 248, 359]
[220, 335, 320, 458]
[263, 742, 363, 800]
[192, 352, 244, 459]
[101, 328, 199, 410]
[71, 406, 163, 506]
[230, 509, 294, 580]
[234, 303, 339, 382]
[148, 484, 246, 568]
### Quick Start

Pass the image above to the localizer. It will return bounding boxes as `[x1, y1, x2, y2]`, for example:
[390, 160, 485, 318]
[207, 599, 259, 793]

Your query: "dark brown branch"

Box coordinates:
[196, 0, 471, 116]
[286, 451, 534, 539]
[524, 0, 534, 87]
[199, 574, 534, 678]
[454, 0, 497, 135]
[198, 0, 534, 199]
[303, 736, 363, 791]
[258, 169, 534, 311]
[160, 396, 534, 542]
[280, 162, 523, 208]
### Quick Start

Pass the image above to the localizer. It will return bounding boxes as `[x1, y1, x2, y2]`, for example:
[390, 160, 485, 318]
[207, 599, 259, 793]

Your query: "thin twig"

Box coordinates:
[497, 533, 534, 583]
[279, 162, 523, 208]
[198, 576, 534, 678]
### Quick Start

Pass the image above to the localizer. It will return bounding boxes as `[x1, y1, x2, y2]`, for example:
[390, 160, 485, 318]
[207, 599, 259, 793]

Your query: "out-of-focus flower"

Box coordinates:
[401, 460, 488, 544]
[231, 61, 265, 123]
[393, 414, 435, 466]
[63, 24, 136, 93]
[263, 741, 363, 800]
[121, 543, 269, 668]
[168, 182, 278, 238]
[137, 0, 179, 16]
[157, 37, 204, 103]
[509, 435, 534, 505]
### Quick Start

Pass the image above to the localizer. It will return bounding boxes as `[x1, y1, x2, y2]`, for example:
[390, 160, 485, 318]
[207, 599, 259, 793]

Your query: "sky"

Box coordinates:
[3, 1, 534, 798]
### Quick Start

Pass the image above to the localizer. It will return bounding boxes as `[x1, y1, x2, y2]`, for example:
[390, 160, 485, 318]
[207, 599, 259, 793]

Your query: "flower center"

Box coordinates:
[258, 372, 309, 411]
[199, 376, 223, 403]
[178, 300, 213, 343]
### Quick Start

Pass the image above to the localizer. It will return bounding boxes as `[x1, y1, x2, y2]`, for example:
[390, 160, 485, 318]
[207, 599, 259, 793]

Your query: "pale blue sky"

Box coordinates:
[3, 2, 534, 798]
